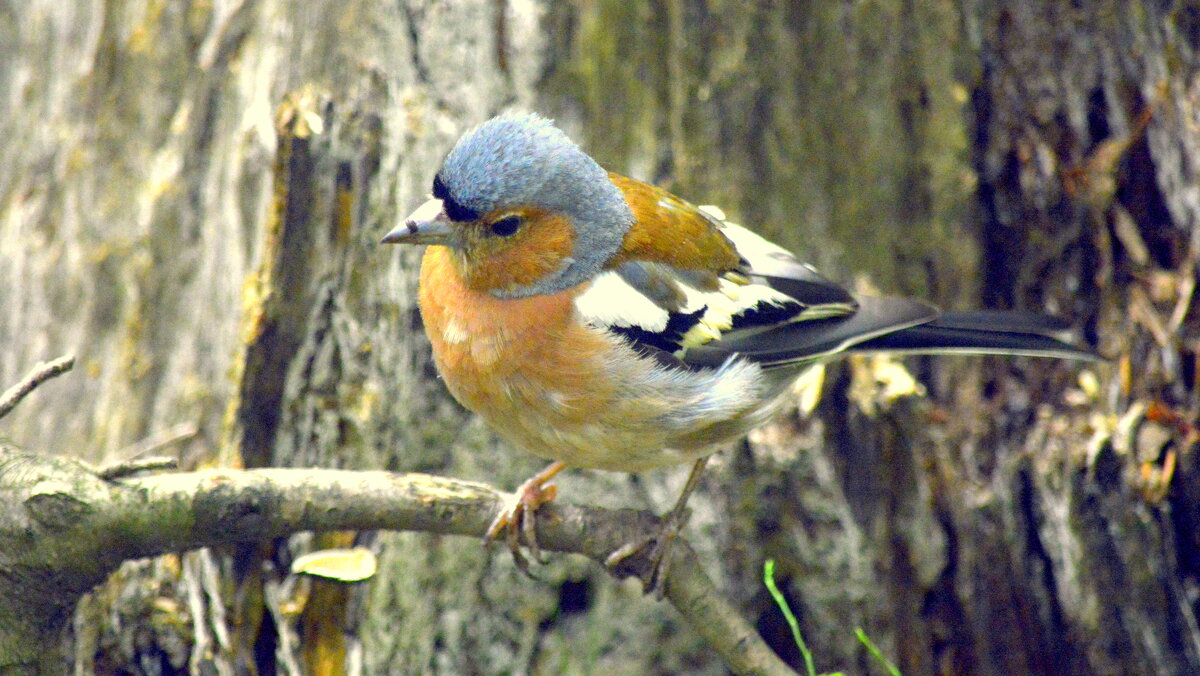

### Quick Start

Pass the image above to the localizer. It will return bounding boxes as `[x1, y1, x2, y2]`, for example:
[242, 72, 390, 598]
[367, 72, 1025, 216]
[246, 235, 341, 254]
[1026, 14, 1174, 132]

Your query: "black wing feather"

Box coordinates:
[685, 296, 938, 368]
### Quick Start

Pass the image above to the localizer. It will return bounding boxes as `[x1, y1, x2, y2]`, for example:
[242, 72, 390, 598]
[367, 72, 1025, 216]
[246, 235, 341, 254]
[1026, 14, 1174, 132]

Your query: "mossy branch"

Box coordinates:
[0, 450, 793, 676]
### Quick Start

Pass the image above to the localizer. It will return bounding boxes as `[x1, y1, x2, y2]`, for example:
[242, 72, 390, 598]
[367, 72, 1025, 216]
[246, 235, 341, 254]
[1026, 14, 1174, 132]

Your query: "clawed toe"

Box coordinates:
[606, 457, 709, 597]
[486, 462, 565, 577]
[604, 511, 686, 598]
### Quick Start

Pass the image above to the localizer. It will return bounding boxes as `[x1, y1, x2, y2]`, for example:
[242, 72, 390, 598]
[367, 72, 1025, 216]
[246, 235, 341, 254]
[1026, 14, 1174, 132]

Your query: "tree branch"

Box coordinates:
[0, 355, 75, 422]
[0, 450, 793, 676]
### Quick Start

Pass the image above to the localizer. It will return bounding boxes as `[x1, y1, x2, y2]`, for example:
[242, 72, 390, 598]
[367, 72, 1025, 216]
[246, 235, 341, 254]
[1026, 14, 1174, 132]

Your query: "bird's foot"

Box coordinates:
[605, 456, 709, 598]
[604, 506, 690, 599]
[486, 461, 566, 578]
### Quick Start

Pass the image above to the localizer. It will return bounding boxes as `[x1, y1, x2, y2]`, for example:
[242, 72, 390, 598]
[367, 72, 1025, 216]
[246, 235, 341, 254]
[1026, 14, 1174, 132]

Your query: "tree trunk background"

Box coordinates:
[2, 1, 1197, 674]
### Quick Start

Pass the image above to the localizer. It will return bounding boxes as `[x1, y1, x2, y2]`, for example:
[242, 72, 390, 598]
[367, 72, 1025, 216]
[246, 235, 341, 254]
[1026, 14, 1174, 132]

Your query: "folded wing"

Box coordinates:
[579, 181, 1097, 370]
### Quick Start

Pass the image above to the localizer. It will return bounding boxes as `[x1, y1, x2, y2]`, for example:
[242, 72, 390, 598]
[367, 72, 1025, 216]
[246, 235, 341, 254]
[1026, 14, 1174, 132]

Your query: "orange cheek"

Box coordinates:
[461, 213, 576, 293]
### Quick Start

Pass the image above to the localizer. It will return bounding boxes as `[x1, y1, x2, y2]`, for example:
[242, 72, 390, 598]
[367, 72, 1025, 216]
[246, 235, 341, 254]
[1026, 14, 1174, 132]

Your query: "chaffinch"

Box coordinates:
[383, 112, 1095, 589]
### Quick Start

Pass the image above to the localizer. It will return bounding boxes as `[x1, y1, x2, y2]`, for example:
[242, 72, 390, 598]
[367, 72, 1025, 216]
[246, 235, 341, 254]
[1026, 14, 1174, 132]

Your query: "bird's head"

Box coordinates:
[383, 113, 634, 298]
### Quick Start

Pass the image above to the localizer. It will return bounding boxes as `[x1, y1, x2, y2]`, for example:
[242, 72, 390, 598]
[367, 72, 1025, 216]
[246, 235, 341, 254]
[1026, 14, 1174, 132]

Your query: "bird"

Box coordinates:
[382, 112, 1097, 591]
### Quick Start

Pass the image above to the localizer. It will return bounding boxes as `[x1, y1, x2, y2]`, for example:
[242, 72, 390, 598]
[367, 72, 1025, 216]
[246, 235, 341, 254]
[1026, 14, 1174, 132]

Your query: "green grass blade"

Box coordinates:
[855, 627, 901, 676]
[763, 558, 816, 676]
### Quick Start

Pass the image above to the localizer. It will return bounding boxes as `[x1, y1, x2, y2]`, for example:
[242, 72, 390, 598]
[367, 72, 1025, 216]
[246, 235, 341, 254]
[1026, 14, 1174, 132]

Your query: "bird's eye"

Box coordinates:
[490, 215, 522, 237]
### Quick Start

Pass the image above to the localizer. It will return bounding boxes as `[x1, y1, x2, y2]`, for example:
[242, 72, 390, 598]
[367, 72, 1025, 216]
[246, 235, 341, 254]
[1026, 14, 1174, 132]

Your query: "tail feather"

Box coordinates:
[849, 310, 1099, 361]
[849, 326, 1098, 360]
[683, 300, 1099, 369]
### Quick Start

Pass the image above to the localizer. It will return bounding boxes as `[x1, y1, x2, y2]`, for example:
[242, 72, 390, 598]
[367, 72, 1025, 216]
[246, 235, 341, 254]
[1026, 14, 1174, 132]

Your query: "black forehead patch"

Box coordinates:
[432, 173, 480, 222]
[432, 173, 449, 200]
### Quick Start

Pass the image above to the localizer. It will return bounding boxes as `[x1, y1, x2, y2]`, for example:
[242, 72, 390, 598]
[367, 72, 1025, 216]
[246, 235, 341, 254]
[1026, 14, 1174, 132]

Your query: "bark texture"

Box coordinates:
[1, 1, 1197, 674]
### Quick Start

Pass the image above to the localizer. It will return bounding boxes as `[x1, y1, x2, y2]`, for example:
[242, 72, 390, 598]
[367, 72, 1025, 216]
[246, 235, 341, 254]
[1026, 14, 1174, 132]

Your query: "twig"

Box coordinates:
[0, 354, 76, 422]
[115, 422, 200, 460]
[94, 423, 198, 479]
[97, 457, 180, 480]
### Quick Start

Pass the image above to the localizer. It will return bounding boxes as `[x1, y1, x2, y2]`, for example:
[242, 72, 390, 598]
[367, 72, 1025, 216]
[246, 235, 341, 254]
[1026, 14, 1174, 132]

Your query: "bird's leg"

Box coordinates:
[606, 456, 709, 598]
[487, 461, 566, 576]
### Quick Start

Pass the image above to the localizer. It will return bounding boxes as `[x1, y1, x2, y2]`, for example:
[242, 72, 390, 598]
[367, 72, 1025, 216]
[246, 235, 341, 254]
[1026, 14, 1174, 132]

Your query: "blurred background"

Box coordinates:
[2, 1, 1197, 674]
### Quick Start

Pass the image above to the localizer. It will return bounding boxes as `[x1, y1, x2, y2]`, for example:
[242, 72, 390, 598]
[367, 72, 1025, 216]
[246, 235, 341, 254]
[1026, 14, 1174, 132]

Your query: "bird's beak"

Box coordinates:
[381, 198, 454, 245]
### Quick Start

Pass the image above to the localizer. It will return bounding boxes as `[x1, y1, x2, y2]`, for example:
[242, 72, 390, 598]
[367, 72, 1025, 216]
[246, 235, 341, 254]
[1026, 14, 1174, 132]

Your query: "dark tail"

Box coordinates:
[849, 310, 1099, 361]
[684, 299, 1099, 369]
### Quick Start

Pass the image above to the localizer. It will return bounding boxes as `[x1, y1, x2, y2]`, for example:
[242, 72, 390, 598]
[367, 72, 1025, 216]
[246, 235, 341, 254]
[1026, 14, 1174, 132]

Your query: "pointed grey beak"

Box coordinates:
[381, 198, 454, 245]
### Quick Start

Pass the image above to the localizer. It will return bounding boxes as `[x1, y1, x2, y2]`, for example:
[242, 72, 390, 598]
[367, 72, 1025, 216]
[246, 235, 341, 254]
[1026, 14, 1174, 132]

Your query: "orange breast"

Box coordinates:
[418, 247, 619, 455]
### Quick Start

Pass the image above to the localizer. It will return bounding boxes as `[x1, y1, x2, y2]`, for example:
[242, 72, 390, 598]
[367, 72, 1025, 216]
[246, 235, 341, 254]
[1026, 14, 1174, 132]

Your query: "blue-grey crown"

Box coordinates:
[437, 113, 635, 297]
